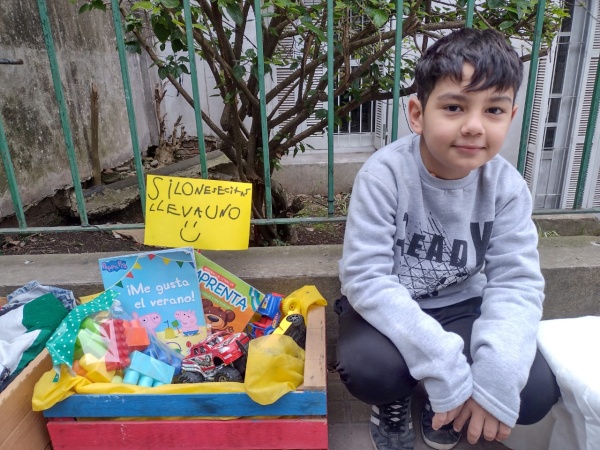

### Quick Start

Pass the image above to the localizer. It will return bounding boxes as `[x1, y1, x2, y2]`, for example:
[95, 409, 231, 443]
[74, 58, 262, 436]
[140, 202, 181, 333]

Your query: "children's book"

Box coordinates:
[98, 247, 208, 356]
[195, 252, 265, 334]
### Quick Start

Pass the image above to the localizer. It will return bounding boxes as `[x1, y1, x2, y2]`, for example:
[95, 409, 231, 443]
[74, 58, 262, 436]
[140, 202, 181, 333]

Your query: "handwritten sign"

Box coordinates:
[144, 175, 252, 250]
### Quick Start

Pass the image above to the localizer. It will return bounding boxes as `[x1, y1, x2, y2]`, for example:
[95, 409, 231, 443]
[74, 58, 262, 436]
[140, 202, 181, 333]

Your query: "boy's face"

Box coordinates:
[408, 64, 518, 180]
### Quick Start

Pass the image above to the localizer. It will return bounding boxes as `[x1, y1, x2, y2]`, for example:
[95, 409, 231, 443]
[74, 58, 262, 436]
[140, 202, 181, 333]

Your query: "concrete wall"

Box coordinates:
[157, 46, 225, 136]
[0, 0, 158, 219]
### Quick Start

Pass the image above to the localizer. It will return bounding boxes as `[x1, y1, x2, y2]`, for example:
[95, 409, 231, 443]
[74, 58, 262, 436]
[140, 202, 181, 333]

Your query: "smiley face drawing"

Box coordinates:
[180, 220, 202, 243]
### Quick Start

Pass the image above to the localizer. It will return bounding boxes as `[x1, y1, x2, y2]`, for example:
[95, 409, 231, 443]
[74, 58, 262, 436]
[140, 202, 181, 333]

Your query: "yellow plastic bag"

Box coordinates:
[244, 334, 305, 405]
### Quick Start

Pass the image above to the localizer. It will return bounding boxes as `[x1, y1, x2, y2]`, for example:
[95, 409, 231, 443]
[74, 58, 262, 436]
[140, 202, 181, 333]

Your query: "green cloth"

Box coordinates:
[0, 293, 68, 390]
[16, 293, 69, 373]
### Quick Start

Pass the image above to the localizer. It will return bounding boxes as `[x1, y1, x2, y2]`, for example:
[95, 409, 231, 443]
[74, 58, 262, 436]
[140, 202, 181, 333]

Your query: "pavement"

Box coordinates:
[327, 371, 508, 450]
[1, 230, 600, 449]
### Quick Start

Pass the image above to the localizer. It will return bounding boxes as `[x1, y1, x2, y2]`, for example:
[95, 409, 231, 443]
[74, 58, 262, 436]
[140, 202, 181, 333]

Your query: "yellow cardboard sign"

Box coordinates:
[144, 175, 252, 250]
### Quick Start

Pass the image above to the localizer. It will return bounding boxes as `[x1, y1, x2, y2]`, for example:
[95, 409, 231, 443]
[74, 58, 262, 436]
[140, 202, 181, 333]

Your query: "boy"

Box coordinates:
[336, 28, 560, 450]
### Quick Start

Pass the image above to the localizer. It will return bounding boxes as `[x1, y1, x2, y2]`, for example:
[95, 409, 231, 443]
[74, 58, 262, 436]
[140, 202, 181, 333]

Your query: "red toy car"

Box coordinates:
[177, 331, 251, 383]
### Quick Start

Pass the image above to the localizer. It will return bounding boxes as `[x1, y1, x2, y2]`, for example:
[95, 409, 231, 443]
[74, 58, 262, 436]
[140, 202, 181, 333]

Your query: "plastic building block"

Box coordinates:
[111, 374, 123, 383]
[123, 351, 175, 387]
[75, 328, 108, 360]
[72, 359, 87, 377]
[79, 353, 116, 383]
[102, 319, 131, 371]
[81, 317, 103, 334]
[123, 319, 150, 351]
[142, 341, 183, 375]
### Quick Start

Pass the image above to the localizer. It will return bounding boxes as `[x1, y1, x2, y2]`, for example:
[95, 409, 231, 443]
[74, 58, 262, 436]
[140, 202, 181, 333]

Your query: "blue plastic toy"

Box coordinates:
[248, 293, 284, 338]
[123, 351, 175, 387]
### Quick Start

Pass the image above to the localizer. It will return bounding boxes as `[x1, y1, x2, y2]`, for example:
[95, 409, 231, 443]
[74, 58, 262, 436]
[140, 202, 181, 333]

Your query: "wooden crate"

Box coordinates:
[44, 306, 328, 449]
[0, 298, 53, 450]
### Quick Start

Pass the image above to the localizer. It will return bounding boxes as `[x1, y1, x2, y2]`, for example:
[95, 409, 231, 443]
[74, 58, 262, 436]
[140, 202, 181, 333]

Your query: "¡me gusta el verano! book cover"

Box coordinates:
[98, 247, 208, 356]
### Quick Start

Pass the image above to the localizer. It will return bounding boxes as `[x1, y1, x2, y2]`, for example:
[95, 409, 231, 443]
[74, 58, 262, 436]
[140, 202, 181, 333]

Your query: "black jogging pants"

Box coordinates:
[334, 295, 560, 425]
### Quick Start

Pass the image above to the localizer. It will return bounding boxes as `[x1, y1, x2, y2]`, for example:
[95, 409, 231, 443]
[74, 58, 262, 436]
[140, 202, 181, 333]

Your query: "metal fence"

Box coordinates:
[0, 0, 599, 236]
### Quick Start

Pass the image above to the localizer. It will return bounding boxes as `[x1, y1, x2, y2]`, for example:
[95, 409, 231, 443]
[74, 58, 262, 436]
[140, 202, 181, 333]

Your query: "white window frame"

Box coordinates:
[529, 0, 600, 209]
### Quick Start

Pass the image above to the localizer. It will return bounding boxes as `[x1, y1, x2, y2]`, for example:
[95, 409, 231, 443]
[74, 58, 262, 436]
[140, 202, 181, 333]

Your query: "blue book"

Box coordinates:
[98, 247, 208, 356]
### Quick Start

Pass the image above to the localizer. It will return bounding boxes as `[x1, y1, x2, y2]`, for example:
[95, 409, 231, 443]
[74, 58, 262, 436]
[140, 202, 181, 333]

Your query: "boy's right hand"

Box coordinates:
[452, 398, 512, 443]
[432, 404, 464, 430]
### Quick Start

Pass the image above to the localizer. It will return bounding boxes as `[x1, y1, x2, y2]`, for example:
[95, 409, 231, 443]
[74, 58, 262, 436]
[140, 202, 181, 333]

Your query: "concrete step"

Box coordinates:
[2, 237, 599, 360]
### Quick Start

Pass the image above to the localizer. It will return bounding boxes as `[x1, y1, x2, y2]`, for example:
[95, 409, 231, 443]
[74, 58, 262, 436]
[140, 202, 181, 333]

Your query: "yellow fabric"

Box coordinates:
[32, 365, 247, 411]
[79, 292, 102, 304]
[32, 365, 91, 411]
[244, 334, 305, 405]
[32, 285, 328, 412]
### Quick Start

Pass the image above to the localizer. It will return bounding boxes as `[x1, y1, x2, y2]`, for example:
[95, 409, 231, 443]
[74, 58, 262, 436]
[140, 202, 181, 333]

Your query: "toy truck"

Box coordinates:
[248, 293, 284, 338]
[177, 331, 251, 383]
[248, 292, 307, 348]
[273, 313, 307, 349]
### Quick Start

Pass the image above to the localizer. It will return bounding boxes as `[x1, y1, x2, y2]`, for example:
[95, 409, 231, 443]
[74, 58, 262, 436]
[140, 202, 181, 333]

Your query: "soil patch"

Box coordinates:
[0, 193, 347, 255]
[0, 140, 349, 255]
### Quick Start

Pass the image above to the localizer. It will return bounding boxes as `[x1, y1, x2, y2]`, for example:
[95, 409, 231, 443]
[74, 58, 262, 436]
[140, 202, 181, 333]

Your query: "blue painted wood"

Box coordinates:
[44, 390, 327, 418]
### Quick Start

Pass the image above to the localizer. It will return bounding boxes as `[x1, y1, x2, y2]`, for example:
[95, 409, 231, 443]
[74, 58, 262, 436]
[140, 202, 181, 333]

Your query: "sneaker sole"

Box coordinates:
[421, 428, 459, 450]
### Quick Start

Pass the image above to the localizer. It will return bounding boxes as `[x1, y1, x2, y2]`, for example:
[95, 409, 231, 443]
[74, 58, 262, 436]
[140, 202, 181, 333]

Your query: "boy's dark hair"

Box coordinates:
[415, 28, 523, 107]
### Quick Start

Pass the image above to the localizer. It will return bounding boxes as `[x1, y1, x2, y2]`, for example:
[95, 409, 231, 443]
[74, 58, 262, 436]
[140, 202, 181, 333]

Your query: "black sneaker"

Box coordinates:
[369, 396, 414, 450]
[420, 401, 462, 450]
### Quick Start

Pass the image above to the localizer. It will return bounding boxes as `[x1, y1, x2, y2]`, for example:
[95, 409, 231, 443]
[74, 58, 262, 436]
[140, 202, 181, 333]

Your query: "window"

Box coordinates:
[528, 0, 599, 209]
[334, 71, 376, 134]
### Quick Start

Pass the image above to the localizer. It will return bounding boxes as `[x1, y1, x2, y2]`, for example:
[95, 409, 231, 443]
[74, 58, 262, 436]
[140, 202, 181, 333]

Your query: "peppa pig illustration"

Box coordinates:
[175, 310, 200, 336]
[132, 312, 162, 336]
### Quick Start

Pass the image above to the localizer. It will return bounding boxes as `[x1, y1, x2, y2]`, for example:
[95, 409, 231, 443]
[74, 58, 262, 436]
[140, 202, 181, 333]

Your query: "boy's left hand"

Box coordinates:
[452, 398, 512, 444]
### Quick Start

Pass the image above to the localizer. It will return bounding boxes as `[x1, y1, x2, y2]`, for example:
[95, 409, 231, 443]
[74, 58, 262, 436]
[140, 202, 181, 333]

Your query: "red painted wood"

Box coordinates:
[47, 418, 328, 449]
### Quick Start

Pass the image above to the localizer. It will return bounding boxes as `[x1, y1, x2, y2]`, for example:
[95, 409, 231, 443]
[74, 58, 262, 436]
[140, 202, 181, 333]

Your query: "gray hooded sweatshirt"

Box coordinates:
[339, 133, 544, 427]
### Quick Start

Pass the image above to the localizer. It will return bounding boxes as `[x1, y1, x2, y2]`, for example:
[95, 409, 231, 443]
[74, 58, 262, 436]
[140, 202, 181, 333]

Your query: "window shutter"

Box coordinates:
[374, 100, 388, 148]
[275, 66, 296, 128]
[274, 30, 325, 133]
[304, 65, 325, 128]
[565, 56, 600, 208]
[592, 2, 600, 207]
[526, 54, 551, 200]
[563, 0, 600, 208]
[594, 165, 600, 207]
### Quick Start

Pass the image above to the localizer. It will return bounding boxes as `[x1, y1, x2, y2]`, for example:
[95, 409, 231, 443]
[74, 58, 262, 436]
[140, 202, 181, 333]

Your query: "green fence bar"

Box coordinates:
[183, 0, 208, 179]
[0, 115, 27, 228]
[390, 0, 404, 143]
[109, 0, 146, 211]
[574, 59, 600, 209]
[36, 0, 89, 226]
[252, 0, 273, 219]
[327, 0, 335, 216]
[465, 0, 475, 28]
[516, 0, 546, 174]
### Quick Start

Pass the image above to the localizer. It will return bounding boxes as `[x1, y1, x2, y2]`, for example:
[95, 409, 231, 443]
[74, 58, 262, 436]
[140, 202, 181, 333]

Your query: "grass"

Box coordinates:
[536, 223, 560, 238]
